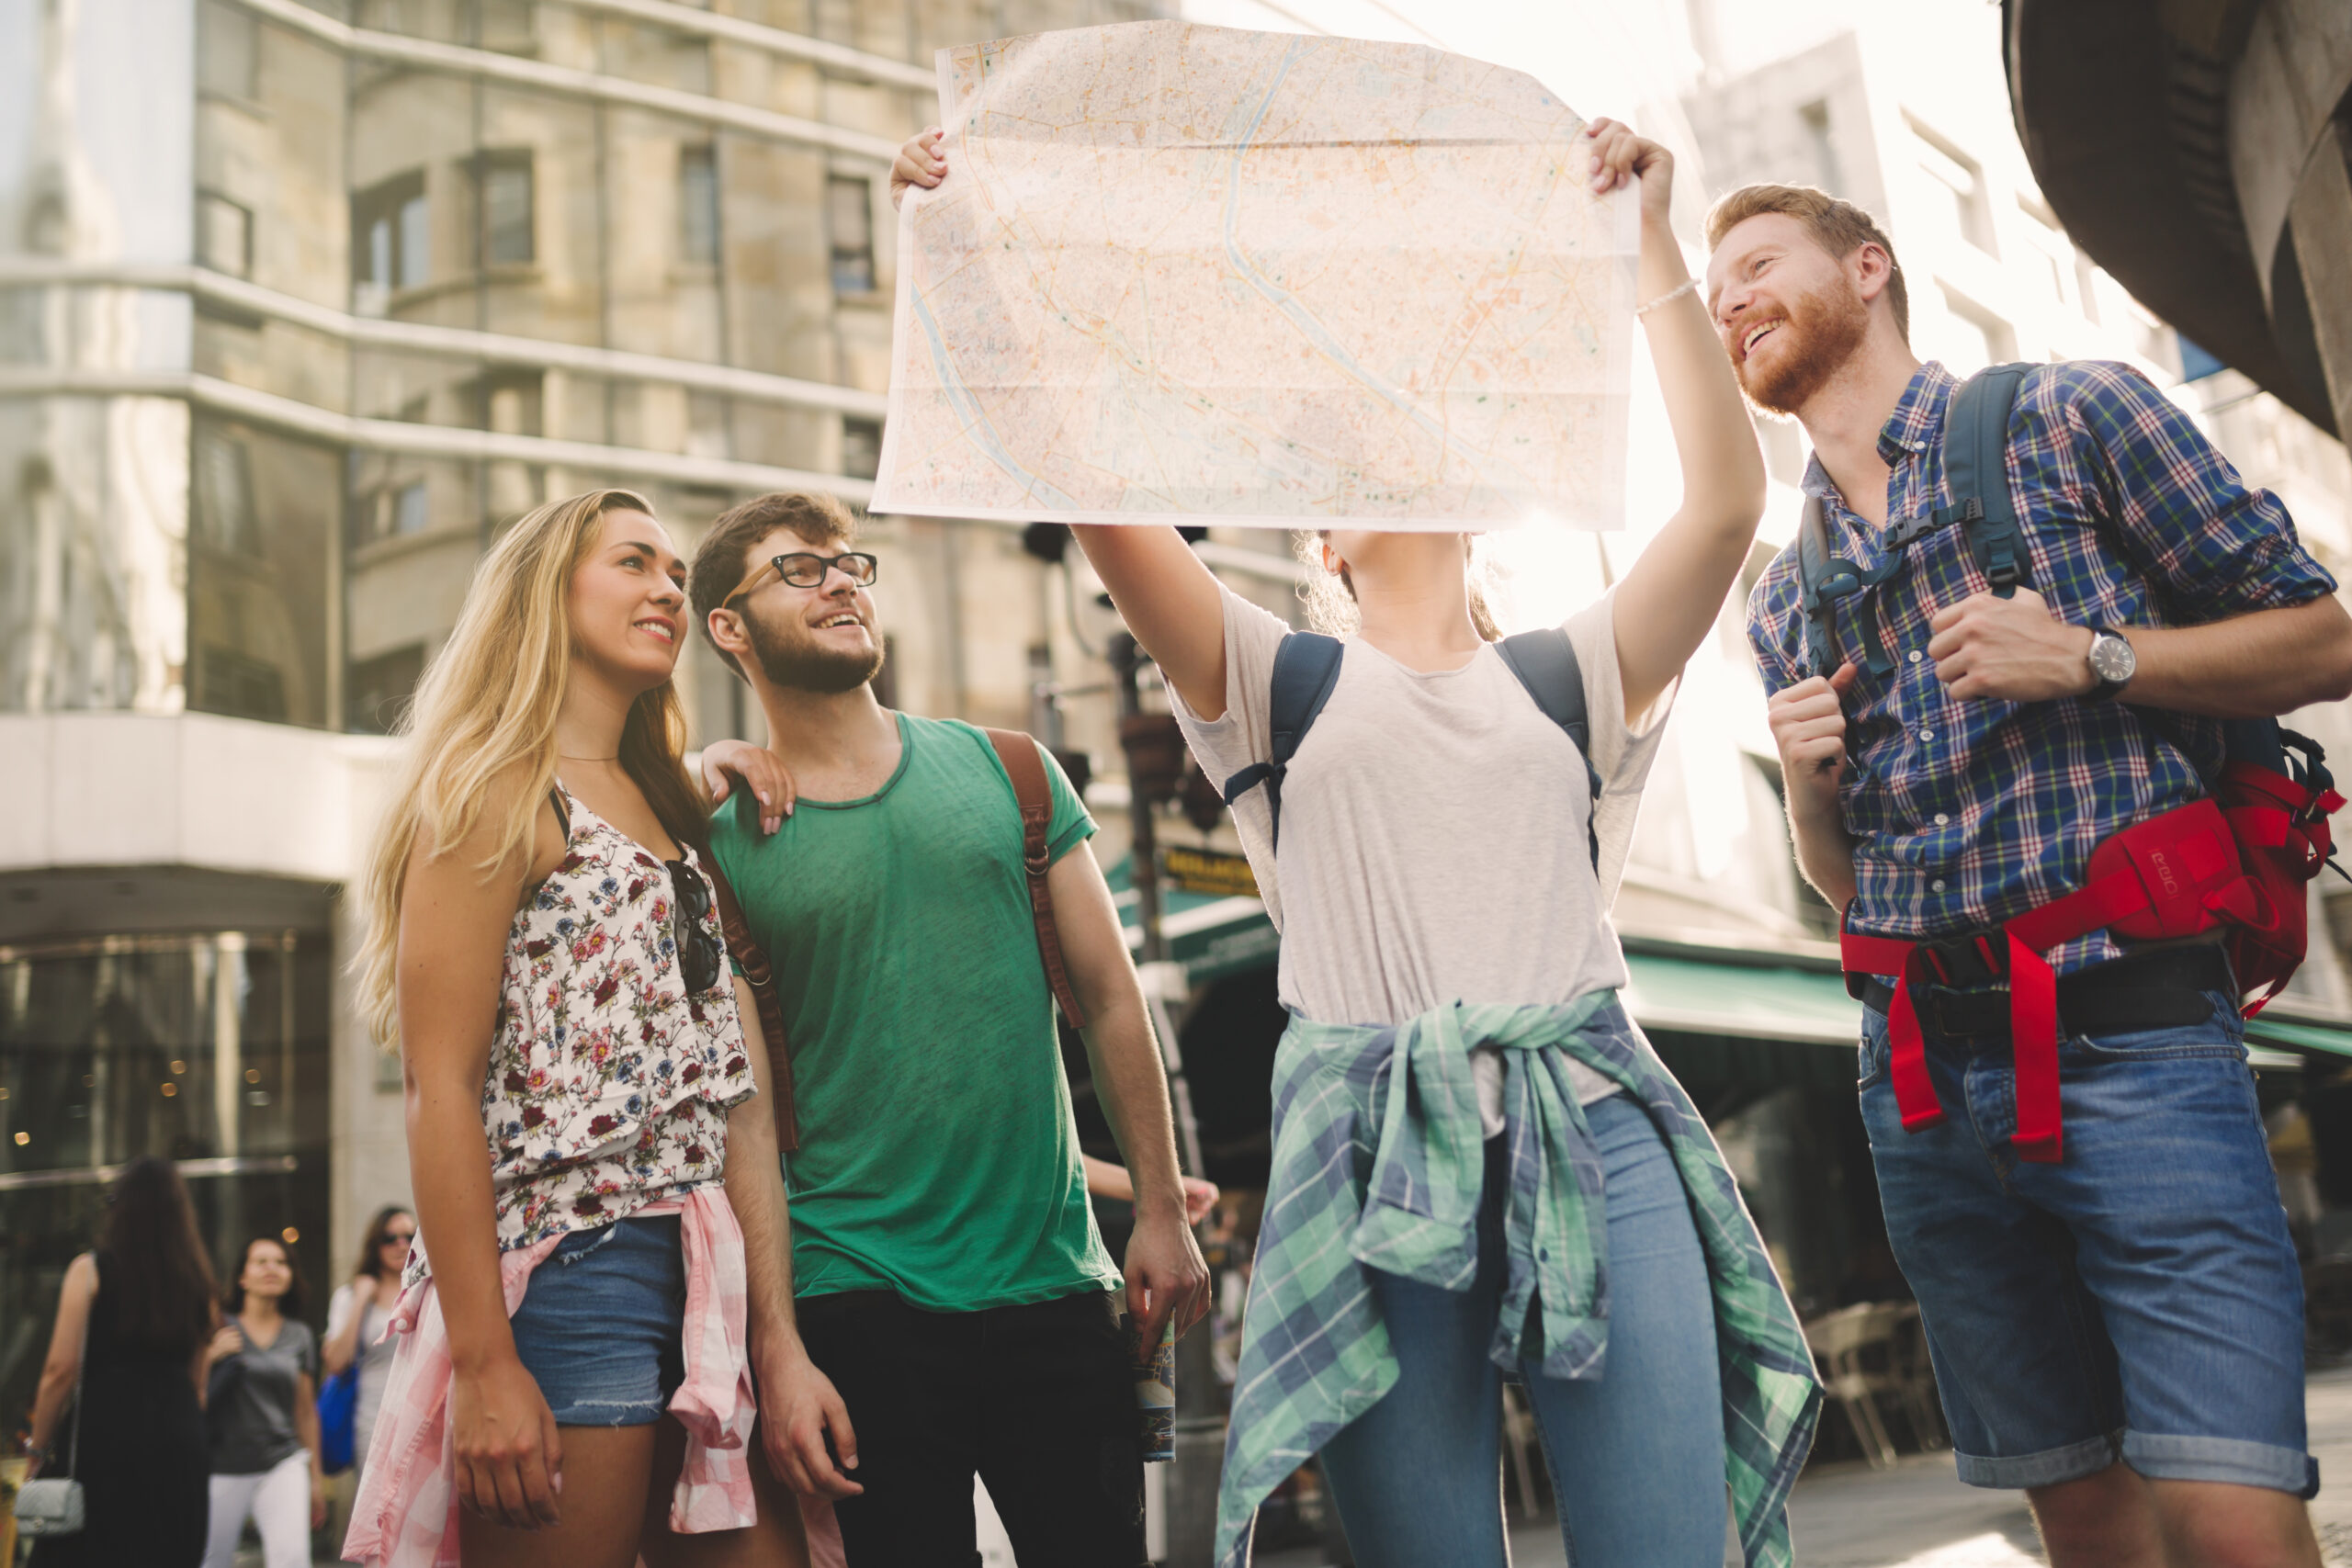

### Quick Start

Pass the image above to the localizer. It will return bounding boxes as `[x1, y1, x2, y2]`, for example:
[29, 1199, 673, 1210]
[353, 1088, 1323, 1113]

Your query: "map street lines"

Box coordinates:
[872, 20, 1640, 532]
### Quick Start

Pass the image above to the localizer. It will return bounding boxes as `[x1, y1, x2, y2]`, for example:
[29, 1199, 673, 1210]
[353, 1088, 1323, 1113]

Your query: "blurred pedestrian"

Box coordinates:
[321, 1203, 414, 1548]
[1719, 179, 2352, 1566]
[1028, 118, 1821, 1567]
[18, 1156, 217, 1568]
[201, 1235, 325, 1568]
[687, 485, 1209, 1566]
[322, 1205, 413, 1480]
[344, 488, 807, 1568]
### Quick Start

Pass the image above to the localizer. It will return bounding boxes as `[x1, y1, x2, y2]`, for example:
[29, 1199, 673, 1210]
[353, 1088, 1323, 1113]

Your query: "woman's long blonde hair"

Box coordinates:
[1295, 531, 1503, 640]
[355, 488, 707, 1049]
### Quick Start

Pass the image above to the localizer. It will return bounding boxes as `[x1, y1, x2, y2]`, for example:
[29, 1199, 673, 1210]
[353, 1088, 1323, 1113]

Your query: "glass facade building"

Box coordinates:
[0, 0, 1182, 1422]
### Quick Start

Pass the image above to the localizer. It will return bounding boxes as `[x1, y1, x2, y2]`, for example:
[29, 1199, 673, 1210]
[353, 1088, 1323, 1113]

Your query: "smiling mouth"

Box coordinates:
[814, 613, 864, 632]
[634, 618, 675, 643]
[1743, 320, 1782, 357]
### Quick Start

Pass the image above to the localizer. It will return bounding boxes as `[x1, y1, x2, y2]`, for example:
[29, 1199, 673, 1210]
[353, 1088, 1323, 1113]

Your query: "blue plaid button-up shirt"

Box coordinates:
[1747, 360, 2335, 974]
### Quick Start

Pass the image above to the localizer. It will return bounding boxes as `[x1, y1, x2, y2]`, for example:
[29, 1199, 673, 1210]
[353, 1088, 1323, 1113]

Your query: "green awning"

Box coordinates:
[1106, 858, 1280, 986]
[1622, 953, 1860, 1045]
[2246, 1013, 2352, 1060]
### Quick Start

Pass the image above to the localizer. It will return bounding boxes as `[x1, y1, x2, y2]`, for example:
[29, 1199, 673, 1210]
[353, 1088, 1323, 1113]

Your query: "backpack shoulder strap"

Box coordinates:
[1219, 631, 1345, 852]
[701, 852, 798, 1154]
[985, 728, 1089, 1030]
[1494, 627, 1602, 871]
[1793, 492, 1849, 679]
[1939, 363, 2032, 598]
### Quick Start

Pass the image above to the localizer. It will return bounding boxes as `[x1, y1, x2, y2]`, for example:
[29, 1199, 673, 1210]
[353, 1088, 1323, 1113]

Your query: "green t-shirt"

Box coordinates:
[708, 714, 1120, 1311]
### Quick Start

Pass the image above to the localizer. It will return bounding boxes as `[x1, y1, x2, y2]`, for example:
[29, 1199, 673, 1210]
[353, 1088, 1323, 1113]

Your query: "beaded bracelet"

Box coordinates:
[1634, 277, 1699, 318]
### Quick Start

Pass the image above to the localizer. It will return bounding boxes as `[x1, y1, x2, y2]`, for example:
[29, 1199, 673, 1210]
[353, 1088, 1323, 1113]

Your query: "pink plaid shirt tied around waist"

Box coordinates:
[344, 1186, 757, 1566]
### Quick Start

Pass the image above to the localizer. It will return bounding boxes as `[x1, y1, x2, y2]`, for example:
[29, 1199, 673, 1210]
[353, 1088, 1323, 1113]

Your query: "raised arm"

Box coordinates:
[1597, 120, 1770, 719]
[397, 779, 565, 1531]
[1070, 527, 1232, 718]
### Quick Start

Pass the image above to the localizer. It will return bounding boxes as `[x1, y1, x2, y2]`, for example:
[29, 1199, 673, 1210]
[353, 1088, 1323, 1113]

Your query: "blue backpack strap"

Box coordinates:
[1792, 492, 1860, 680]
[1219, 631, 1345, 852]
[1495, 627, 1603, 871]
[1937, 362, 2032, 599]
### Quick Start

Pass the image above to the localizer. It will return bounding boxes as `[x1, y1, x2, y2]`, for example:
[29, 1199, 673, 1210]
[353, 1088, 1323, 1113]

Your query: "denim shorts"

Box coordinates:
[508, 1213, 686, 1427]
[1859, 986, 2315, 1496]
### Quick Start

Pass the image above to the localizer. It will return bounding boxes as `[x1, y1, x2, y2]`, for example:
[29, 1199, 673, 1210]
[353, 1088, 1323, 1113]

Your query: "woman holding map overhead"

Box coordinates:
[894, 116, 1818, 1567]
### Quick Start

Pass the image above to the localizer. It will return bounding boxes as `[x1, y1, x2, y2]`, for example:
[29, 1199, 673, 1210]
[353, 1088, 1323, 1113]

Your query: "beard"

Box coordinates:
[1736, 273, 1870, 415]
[743, 604, 886, 694]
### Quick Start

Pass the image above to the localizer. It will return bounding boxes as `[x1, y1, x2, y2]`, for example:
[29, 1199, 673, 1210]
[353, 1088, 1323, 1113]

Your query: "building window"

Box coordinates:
[353, 171, 429, 308]
[2073, 246, 2106, 325]
[0, 930, 334, 1411]
[347, 643, 425, 734]
[681, 144, 720, 266]
[842, 417, 882, 480]
[194, 428, 260, 557]
[198, 0, 257, 99]
[197, 190, 254, 277]
[1799, 99, 1840, 197]
[2016, 195, 2071, 305]
[479, 0, 537, 51]
[1940, 287, 2017, 372]
[198, 647, 288, 722]
[471, 369, 544, 436]
[1910, 120, 1996, 256]
[828, 175, 876, 295]
[478, 152, 535, 267]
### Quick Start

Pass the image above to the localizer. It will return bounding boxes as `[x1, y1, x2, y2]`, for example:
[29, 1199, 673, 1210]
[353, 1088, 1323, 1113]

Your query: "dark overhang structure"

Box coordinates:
[2003, 0, 2351, 439]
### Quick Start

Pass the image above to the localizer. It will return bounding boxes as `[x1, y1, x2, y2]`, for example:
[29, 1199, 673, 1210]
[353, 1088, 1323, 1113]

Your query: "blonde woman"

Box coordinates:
[345, 488, 804, 1568]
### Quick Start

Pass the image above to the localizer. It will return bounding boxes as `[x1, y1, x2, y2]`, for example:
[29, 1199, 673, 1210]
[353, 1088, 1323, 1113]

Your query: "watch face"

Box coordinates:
[2091, 633, 2136, 685]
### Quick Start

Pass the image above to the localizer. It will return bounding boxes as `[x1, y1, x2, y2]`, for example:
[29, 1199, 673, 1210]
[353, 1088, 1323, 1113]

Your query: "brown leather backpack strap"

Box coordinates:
[985, 728, 1090, 1030]
[701, 857, 799, 1153]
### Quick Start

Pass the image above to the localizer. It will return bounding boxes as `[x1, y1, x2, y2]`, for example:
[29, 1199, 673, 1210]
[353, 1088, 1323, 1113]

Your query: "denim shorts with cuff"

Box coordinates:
[508, 1213, 686, 1427]
[1859, 983, 2316, 1497]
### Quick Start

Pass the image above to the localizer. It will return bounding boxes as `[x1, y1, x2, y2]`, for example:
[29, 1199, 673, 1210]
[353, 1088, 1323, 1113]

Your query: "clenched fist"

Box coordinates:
[1767, 660, 1860, 822]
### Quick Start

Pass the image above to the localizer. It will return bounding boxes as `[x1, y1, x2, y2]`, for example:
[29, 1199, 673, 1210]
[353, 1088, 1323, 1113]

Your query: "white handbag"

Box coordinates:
[13, 1327, 86, 1538]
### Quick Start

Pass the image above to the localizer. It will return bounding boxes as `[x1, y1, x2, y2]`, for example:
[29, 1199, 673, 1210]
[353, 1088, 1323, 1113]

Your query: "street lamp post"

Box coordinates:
[1109, 631, 1223, 1568]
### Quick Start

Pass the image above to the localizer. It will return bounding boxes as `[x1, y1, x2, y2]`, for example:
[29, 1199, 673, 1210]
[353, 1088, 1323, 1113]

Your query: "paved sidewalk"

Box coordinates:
[1258, 1366, 2352, 1568]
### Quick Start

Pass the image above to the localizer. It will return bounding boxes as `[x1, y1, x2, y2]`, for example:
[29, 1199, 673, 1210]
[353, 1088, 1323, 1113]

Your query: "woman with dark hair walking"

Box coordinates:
[19, 1156, 219, 1568]
[323, 1206, 414, 1482]
[201, 1235, 326, 1568]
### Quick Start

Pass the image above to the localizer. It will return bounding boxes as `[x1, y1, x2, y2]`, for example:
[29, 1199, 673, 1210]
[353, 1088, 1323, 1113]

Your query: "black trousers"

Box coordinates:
[796, 1287, 1147, 1568]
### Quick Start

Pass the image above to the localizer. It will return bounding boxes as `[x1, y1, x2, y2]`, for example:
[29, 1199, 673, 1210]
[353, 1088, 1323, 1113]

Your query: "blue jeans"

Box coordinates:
[1860, 986, 2316, 1495]
[1318, 1094, 1727, 1567]
[508, 1214, 687, 1427]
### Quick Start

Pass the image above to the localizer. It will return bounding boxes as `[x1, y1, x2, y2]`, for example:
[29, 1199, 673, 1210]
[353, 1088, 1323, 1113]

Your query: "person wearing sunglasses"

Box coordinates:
[320, 1204, 414, 1535]
[687, 490, 1208, 1567]
[345, 489, 808, 1568]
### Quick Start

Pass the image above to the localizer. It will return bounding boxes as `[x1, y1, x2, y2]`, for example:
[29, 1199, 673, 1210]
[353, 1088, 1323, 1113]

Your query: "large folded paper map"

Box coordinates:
[871, 21, 1638, 532]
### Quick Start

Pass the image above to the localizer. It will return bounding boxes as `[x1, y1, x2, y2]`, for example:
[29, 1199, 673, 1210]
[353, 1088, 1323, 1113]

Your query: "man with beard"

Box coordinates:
[1714, 185, 2352, 1568]
[684, 490, 1208, 1564]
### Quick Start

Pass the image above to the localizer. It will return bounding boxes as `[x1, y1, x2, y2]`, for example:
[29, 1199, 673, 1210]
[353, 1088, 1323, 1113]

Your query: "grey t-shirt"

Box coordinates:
[1170, 585, 1672, 1122]
[208, 1316, 316, 1475]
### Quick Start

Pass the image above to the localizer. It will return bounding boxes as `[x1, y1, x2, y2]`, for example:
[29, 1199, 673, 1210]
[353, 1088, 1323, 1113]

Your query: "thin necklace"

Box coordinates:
[559, 754, 618, 761]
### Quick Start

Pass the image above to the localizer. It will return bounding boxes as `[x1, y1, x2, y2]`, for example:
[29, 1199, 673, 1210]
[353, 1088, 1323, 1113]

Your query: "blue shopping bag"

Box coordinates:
[318, 1362, 358, 1474]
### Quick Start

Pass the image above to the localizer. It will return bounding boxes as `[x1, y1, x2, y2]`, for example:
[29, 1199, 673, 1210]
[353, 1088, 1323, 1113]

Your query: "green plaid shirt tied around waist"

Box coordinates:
[1215, 995, 1821, 1568]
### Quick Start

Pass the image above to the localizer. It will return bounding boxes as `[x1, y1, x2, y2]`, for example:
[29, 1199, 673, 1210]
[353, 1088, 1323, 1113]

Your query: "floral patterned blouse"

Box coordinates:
[409, 784, 755, 1283]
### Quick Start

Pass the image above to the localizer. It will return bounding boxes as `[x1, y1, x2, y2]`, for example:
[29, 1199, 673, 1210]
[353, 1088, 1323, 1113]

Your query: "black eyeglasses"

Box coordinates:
[722, 551, 880, 606]
[667, 860, 725, 996]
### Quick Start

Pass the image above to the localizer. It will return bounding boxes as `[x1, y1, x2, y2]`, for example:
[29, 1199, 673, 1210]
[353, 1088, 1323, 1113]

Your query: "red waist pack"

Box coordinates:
[1842, 728, 2344, 1164]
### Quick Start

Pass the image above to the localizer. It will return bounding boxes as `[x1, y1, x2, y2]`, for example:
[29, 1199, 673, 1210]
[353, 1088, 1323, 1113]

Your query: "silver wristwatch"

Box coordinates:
[2086, 627, 2136, 701]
